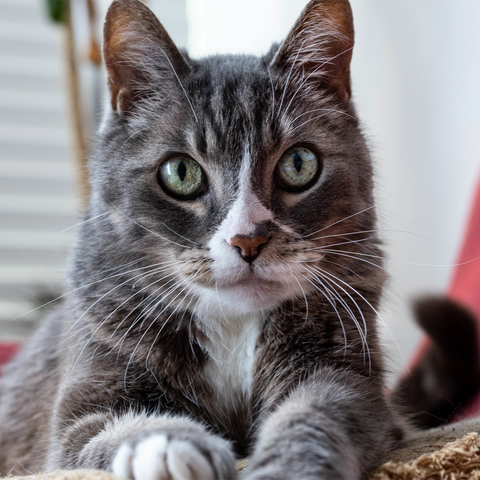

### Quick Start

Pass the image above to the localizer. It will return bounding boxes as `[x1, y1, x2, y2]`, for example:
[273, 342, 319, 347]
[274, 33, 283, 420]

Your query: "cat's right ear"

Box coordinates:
[103, 0, 189, 113]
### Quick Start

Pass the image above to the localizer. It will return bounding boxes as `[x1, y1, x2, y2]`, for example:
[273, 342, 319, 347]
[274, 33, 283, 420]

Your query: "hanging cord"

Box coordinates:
[64, 0, 90, 204]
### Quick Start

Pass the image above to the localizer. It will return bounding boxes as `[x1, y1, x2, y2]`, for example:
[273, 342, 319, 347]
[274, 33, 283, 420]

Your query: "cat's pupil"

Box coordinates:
[178, 161, 187, 182]
[293, 153, 302, 172]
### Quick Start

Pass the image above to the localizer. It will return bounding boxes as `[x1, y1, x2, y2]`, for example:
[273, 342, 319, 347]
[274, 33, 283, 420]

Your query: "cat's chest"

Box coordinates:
[196, 311, 261, 411]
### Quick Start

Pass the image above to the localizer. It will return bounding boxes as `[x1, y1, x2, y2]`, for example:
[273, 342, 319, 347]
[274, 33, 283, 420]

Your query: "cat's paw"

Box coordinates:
[112, 432, 236, 480]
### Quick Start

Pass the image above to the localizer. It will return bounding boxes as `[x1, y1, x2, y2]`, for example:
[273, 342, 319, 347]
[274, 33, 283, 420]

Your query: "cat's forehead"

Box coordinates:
[191, 55, 274, 142]
[179, 54, 330, 166]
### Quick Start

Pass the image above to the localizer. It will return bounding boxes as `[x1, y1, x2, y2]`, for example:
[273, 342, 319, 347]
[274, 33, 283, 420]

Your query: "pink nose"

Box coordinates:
[230, 233, 270, 263]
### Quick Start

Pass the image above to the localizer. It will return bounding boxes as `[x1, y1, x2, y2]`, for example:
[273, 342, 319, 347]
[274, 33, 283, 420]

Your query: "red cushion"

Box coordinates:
[448, 179, 480, 421]
[0, 342, 20, 375]
[408, 176, 480, 422]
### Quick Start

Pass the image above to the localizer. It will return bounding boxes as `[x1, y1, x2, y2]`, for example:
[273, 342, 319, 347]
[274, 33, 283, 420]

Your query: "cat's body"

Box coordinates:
[0, 1, 408, 478]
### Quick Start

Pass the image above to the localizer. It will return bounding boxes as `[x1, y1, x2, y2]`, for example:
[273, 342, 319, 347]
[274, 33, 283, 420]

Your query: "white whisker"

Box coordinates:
[159, 47, 199, 125]
[107, 202, 194, 249]
[267, 67, 275, 120]
[300, 272, 348, 355]
[304, 204, 376, 238]
[306, 265, 370, 372]
[281, 46, 353, 121]
[317, 265, 408, 373]
[54, 212, 109, 235]
[277, 39, 307, 119]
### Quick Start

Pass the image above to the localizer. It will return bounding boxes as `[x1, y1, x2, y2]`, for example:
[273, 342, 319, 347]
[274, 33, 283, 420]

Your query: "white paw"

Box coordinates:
[112, 434, 216, 480]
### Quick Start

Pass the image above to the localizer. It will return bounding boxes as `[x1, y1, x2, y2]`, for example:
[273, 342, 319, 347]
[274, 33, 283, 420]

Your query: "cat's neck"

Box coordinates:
[193, 302, 263, 413]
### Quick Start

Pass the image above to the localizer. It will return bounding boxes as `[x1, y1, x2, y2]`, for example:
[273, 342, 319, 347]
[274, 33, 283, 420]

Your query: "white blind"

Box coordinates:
[0, 0, 79, 339]
[0, 0, 188, 340]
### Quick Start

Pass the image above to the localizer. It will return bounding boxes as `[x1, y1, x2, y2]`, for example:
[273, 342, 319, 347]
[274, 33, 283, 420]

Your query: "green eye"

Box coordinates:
[158, 156, 206, 199]
[276, 147, 320, 190]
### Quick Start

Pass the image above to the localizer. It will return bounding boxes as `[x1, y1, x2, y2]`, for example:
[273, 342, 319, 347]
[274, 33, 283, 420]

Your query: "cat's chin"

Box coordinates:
[199, 275, 294, 314]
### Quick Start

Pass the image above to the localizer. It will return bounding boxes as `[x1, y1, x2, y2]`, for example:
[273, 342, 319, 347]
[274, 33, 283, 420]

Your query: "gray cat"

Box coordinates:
[0, 0, 407, 478]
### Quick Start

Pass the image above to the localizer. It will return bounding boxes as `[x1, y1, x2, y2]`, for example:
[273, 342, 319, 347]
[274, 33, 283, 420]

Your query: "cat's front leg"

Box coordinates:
[48, 412, 236, 480]
[244, 369, 403, 480]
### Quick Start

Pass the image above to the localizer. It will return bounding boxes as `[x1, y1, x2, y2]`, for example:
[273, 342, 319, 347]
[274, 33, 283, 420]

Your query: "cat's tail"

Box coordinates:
[392, 296, 480, 429]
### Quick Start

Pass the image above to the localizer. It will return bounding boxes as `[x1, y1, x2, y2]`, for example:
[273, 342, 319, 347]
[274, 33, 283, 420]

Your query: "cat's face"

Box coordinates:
[92, 0, 378, 316]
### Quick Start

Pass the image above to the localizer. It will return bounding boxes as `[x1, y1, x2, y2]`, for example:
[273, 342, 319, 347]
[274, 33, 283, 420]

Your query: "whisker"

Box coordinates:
[277, 39, 307, 120]
[107, 201, 194, 249]
[88, 256, 149, 279]
[315, 247, 479, 269]
[66, 260, 188, 334]
[316, 249, 387, 272]
[281, 46, 354, 121]
[316, 265, 408, 372]
[160, 221, 199, 246]
[306, 265, 370, 372]
[292, 111, 354, 133]
[13, 258, 176, 320]
[67, 265, 181, 375]
[159, 47, 199, 125]
[300, 272, 348, 355]
[125, 271, 209, 385]
[309, 229, 380, 242]
[54, 212, 109, 235]
[291, 268, 309, 325]
[65, 267, 183, 350]
[267, 67, 275, 120]
[321, 258, 364, 280]
[317, 236, 376, 250]
[120, 126, 151, 150]
[113, 274, 186, 356]
[304, 204, 376, 238]
[102, 268, 187, 341]
[286, 108, 350, 130]
[144, 274, 207, 367]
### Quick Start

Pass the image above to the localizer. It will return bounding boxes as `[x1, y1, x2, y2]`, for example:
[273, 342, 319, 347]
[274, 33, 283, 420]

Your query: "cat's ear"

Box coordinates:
[103, 0, 189, 113]
[271, 0, 354, 104]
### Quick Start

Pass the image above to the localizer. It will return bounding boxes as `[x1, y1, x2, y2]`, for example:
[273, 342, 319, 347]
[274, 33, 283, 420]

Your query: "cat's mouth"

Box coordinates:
[219, 266, 279, 288]
[214, 271, 292, 312]
[229, 275, 279, 290]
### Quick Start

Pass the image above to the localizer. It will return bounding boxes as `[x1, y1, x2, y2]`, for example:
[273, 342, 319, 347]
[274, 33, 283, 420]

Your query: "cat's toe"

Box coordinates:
[112, 433, 235, 480]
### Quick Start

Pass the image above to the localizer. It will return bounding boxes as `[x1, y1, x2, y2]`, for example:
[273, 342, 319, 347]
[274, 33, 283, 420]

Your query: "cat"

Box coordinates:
[0, 0, 408, 478]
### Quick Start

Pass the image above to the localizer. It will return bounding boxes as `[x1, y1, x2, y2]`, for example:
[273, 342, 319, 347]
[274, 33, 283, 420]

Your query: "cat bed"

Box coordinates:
[3, 419, 480, 480]
[372, 419, 480, 479]
[372, 432, 480, 479]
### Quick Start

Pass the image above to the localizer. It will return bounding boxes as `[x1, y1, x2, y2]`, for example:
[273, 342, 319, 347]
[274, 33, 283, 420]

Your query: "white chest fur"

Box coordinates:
[196, 311, 261, 411]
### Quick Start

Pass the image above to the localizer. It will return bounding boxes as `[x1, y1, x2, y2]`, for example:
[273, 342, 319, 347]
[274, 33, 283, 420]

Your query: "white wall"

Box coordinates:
[0, 0, 77, 338]
[186, 0, 480, 381]
[350, 0, 480, 380]
[186, 0, 306, 57]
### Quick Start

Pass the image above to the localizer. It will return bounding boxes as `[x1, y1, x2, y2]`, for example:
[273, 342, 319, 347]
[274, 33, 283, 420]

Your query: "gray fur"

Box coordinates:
[0, 0, 407, 479]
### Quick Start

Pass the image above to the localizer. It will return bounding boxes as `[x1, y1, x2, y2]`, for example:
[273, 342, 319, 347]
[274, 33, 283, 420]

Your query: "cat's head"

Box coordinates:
[85, 0, 380, 317]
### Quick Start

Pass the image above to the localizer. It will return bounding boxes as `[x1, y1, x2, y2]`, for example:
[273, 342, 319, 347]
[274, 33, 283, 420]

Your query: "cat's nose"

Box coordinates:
[229, 227, 270, 264]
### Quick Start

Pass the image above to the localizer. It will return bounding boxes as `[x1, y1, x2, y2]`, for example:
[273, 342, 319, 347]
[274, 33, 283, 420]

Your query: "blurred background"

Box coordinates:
[0, 0, 479, 382]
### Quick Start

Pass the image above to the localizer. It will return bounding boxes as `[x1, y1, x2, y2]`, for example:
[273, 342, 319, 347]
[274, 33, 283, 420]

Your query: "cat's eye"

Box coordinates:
[275, 147, 320, 191]
[158, 156, 206, 199]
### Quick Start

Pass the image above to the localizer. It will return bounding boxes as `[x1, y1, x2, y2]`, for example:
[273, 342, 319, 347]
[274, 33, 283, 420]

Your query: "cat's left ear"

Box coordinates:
[103, 0, 190, 113]
[271, 0, 354, 104]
